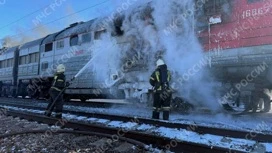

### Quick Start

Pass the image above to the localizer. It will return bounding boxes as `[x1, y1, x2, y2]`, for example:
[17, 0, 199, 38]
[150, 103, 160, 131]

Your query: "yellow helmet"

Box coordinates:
[57, 64, 65, 73]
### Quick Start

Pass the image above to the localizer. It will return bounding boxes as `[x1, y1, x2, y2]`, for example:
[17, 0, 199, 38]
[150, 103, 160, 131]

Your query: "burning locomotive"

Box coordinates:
[0, 0, 271, 113]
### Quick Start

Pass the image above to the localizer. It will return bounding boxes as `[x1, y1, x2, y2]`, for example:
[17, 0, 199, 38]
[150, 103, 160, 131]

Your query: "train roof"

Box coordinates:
[0, 46, 18, 57]
[20, 38, 44, 49]
[41, 32, 61, 45]
[5, 46, 18, 54]
[55, 19, 96, 40]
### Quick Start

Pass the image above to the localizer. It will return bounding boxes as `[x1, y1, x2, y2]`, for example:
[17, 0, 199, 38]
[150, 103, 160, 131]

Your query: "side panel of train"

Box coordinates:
[37, 22, 117, 101]
[199, 0, 272, 50]
[50, 31, 101, 101]
[198, 0, 272, 112]
[0, 47, 18, 97]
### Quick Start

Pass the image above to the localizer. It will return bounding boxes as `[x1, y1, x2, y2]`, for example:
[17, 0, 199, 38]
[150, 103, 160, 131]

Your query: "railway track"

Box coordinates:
[2, 108, 246, 153]
[1, 101, 272, 143]
[0, 129, 148, 153]
[0, 97, 128, 108]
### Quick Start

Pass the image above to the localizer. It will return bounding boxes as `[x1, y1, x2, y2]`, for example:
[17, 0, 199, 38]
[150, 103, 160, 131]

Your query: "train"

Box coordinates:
[197, 0, 272, 112]
[0, 0, 271, 113]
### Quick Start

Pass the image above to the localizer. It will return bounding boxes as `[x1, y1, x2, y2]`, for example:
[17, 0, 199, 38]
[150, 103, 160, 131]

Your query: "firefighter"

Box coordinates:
[44, 64, 69, 118]
[0, 81, 2, 97]
[149, 59, 172, 120]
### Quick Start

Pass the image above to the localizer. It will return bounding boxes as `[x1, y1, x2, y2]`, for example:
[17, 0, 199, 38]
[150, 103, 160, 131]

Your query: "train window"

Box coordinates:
[0, 61, 3, 68]
[29, 53, 39, 63]
[247, 0, 262, 3]
[56, 40, 64, 49]
[82, 33, 91, 44]
[7, 58, 13, 67]
[70, 35, 78, 46]
[41, 62, 48, 71]
[1, 60, 6, 68]
[114, 17, 124, 36]
[36, 53, 39, 62]
[45, 43, 53, 52]
[19, 55, 28, 65]
[203, 0, 227, 16]
[94, 29, 106, 40]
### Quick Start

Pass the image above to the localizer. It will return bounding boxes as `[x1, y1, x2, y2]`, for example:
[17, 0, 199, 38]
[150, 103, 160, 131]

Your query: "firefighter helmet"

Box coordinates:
[57, 64, 65, 73]
[156, 59, 165, 67]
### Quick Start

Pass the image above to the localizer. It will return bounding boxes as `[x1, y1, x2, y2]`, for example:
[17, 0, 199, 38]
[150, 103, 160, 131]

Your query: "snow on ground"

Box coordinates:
[1, 102, 272, 133]
[2, 105, 272, 152]
[64, 104, 272, 133]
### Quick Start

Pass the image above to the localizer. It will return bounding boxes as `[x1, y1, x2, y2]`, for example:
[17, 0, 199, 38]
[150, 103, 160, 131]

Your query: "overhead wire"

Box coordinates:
[0, 2, 54, 30]
[0, 0, 110, 41]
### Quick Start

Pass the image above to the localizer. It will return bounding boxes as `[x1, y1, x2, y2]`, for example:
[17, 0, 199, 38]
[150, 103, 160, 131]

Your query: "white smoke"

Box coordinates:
[90, 0, 221, 111]
[150, 0, 221, 110]
[91, 34, 123, 87]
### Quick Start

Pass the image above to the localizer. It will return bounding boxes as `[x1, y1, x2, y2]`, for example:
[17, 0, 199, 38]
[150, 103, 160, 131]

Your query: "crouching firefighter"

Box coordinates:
[149, 59, 172, 120]
[44, 64, 70, 118]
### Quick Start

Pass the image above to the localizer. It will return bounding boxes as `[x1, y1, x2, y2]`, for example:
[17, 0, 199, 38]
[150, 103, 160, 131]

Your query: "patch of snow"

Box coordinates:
[108, 121, 123, 127]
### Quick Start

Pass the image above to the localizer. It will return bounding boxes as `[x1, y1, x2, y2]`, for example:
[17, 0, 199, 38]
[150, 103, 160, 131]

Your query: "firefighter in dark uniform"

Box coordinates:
[0, 81, 2, 97]
[149, 59, 172, 120]
[44, 64, 68, 118]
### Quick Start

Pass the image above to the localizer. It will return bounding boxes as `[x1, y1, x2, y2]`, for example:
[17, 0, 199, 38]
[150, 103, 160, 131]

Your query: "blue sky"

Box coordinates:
[0, 0, 128, 45]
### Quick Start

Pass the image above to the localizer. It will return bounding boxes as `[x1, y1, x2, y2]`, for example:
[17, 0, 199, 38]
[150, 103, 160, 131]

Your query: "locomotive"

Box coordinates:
[197, 0, 272, 112]
[0, 0, 271, 113]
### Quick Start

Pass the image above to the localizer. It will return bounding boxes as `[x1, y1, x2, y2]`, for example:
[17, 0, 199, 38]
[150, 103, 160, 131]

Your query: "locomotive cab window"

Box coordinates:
[70, 35, 79, 46]
[203, 0, 228, 15]
[45, 43, 53, 52]
[82, 33, 91, 44]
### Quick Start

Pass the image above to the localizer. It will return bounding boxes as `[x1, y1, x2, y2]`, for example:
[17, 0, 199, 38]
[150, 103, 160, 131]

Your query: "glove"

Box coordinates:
[71, 76, 75, 81]
[65, 82, 71, 87]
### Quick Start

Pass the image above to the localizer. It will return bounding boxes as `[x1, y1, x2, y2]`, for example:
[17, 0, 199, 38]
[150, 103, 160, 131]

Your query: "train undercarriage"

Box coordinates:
[206, 45, 272, 113]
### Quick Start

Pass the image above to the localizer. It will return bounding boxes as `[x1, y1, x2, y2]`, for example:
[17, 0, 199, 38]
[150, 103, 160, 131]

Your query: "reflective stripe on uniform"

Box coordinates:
[155, 71, 162, 91]
[153, 107, 161, 112]
[57, 79, 64, 82]
[51, 87, 61, 91]
[157, 86, 161, 91]
[162, 107, 171, 111]
[167, 71, 171, 81]
[150, 77, 155, 80]
[155, 71, 160, 82]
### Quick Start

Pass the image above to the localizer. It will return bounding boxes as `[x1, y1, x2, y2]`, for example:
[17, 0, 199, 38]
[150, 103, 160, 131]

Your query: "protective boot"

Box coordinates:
[163, 111, 169, 120]
[44, 110, 51, 117]
[152, 111, 160, 119]
[55, 112, 62, 119]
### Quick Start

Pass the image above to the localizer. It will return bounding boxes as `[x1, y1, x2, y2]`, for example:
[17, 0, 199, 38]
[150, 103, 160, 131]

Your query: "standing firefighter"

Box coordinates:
[44, 64, 69, 118]
[149, 59, 172, 120]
